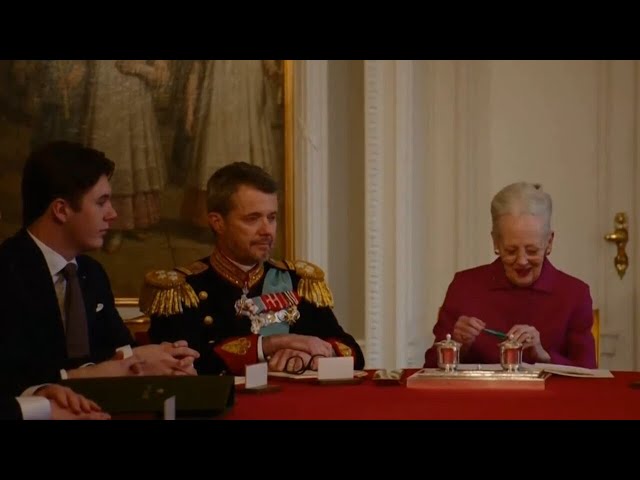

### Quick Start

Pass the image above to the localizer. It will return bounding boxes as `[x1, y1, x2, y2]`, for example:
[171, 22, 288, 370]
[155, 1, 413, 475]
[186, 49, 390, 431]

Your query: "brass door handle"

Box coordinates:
[604, 212, 629, 279]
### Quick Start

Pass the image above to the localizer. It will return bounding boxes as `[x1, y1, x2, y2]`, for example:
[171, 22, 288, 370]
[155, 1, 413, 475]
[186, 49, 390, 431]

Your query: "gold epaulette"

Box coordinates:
[293, 260, 334, 308]
[139, 268, 200, 317]
[175, 260, 209, 276]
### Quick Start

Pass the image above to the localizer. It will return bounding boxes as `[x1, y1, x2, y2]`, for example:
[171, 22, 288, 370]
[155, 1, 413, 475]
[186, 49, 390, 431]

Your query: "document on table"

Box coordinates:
[268, 370, 369, 380]
[456, 363, 613, 378]
[530, 363, 613, 378]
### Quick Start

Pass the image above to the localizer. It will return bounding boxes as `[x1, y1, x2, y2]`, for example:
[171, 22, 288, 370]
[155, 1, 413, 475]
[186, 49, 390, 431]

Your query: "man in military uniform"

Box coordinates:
[142, 162, 364, 375]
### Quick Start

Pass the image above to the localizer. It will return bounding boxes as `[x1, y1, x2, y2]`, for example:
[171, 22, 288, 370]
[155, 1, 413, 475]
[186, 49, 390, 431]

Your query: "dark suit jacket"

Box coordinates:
[0, 396, 22, 420]
[0, 229, 133, 395]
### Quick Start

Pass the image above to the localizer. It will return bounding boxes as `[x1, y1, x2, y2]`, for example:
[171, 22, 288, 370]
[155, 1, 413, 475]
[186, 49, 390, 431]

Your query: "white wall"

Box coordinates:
[300, 60, 637, 370]
[487, 60, 600, 291]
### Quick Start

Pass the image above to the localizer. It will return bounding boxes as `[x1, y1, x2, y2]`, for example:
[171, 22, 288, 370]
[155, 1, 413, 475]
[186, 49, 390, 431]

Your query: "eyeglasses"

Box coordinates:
[284, 354, 327, 375]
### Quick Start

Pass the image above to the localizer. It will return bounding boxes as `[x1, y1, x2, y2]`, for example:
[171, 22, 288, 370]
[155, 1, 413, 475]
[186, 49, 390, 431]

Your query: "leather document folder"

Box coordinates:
[61, 374, 235, 418]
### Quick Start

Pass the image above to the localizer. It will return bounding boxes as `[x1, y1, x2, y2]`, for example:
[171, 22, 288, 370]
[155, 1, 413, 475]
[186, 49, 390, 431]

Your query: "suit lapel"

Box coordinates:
[76, 258, 97, 348]
[16, 230, 67, 353]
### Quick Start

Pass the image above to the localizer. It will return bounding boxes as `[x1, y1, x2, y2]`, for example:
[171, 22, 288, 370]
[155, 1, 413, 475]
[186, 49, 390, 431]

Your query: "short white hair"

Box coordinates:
[491, 182, 552, 235]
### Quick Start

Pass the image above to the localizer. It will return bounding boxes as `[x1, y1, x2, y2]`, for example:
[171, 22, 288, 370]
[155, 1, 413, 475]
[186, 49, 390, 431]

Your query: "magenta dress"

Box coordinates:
[424, 258, 596, 368]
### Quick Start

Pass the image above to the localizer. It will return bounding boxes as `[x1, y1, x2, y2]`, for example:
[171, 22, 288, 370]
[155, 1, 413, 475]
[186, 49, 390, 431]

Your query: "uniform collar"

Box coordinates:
[489, 257, 556, 293]
[209, 247, 264, 289]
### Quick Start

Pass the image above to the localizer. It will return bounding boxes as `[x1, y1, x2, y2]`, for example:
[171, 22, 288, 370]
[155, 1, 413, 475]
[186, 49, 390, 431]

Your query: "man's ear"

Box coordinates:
[50, 199, 71, 224]
[207, 212, 225, 236]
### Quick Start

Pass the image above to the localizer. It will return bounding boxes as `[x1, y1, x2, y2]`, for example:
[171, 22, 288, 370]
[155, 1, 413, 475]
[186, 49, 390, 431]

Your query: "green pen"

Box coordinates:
[483, 328, 508, 339]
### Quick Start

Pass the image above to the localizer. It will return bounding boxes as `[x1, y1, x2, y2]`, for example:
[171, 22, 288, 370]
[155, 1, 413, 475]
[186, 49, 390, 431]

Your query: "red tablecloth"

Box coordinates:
[224, 370, 640, 420]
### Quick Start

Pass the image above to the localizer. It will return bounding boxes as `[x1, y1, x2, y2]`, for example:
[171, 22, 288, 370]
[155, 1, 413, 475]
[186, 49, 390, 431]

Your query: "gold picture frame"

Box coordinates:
[0, 60, 295, 309]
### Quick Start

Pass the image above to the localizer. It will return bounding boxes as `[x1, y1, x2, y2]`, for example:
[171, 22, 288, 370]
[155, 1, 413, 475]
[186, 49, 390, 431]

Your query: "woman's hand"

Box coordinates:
[507, 324, 551, 362]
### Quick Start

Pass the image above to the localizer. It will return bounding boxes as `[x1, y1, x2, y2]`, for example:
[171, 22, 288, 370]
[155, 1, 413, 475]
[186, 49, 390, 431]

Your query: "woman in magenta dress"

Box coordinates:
[424, 182, 596, 368]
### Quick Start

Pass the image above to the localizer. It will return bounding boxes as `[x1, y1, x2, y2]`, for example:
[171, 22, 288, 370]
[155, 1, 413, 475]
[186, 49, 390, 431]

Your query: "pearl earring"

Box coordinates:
[494, 249, 499, 255]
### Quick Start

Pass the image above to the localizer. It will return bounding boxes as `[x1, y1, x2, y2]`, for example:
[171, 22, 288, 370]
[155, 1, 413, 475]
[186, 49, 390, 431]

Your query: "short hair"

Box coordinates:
[21, 141, 115, 226]
[206, 162, 278, 216]
[490, 182, 552, 235]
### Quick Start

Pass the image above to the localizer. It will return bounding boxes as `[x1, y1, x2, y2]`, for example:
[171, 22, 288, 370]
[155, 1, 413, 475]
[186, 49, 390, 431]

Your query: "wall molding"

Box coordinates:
[363, 60, 386, 368]
[394, 61, 420, 367]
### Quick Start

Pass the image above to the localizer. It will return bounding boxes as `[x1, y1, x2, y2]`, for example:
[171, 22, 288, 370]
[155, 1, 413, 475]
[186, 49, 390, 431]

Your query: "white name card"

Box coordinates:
[245, 362, 268, 389]
[163, 396, 176, 420]
[318, 356, 354, 380]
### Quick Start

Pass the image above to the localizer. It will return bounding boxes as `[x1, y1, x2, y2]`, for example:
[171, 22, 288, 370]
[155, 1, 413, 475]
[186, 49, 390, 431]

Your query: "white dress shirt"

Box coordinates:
[27, 230, 77, 325]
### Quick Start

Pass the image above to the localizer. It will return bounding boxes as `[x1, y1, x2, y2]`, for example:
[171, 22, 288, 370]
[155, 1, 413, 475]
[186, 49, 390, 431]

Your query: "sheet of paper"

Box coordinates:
[457, 364, 504, 371]
[163, 396, 176, 420]
[268, 370, 368, 380]
[245, 362, 268, 389]
[268, 370, 317, 379]
[318, 356, 354, 380]
[533, 363, 614, 378]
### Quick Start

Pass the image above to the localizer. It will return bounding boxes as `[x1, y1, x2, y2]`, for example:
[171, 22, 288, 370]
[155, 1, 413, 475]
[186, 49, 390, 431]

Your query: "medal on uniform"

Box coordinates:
[234, 289, 301, 333]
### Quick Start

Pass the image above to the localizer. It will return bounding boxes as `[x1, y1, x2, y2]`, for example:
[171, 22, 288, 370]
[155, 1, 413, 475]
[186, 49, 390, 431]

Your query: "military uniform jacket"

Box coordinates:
[144, 250, 364, 375]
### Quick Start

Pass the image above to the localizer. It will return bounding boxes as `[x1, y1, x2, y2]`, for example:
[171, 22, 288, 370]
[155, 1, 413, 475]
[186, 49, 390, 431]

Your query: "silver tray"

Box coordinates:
[406, 366, 550, 390]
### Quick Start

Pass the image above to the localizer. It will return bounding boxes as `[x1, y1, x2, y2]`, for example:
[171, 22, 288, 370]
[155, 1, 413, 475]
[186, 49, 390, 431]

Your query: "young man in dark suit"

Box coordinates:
[0, 141, 199, 396]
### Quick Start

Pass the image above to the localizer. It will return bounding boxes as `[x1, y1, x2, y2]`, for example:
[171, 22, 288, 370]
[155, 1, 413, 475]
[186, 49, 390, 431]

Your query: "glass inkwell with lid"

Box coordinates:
[435, 334, 461, 372]
[499, 334, 524, 372]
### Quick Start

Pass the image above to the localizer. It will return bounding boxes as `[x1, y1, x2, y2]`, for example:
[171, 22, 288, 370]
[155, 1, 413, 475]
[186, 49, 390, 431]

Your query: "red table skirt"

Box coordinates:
[224, 369, 640, 420]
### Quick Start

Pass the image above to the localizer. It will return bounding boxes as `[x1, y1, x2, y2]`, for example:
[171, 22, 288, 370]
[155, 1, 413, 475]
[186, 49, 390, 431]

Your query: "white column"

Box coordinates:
[293, 60, 329, 273]
[363, 60, 388, 368]
[364, 60, 426, 368]
[394, 61, 417, 367]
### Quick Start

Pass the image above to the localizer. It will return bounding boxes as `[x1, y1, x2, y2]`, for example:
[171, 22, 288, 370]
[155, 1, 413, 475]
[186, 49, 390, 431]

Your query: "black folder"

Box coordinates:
[61, 374, 235, 419]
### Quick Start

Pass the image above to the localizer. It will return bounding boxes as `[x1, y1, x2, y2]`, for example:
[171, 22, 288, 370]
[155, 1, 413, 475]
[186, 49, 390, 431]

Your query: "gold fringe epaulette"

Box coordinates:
[139, 269, 200, 317]
[293, 260, 334, 308]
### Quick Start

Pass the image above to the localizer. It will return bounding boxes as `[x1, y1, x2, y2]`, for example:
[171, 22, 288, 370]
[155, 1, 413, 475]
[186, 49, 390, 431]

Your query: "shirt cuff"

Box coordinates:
[257, 336, 266, 362]
[60, 362, 96, 380]
[16, 396, 51, 420]
[21, 384, 49, 396]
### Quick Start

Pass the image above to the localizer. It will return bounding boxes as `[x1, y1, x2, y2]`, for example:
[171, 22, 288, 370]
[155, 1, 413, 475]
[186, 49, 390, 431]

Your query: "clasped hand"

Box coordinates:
[132, 341, 200, 376]
[262, 334, 335, 372]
